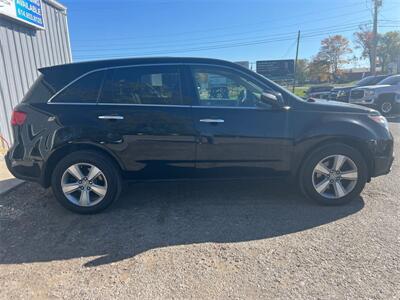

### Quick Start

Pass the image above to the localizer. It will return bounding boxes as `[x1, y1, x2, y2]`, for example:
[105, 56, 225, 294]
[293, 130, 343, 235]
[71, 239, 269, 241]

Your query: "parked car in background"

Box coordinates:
[349, 74, 400, 115]
[306, 85, 334, 99]
[329, 75, 389, 102]
[6, 57, 394, 214]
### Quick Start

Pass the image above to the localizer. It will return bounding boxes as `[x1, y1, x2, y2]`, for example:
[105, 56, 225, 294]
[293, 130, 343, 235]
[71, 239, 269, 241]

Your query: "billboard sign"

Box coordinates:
[0, 0, 45, 30]
[256, 59, 294, 79]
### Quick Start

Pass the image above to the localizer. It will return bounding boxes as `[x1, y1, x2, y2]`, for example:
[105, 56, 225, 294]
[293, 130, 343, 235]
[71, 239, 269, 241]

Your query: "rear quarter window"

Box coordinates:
[22, 75, 56, 103]
[51, 70, 106, 103]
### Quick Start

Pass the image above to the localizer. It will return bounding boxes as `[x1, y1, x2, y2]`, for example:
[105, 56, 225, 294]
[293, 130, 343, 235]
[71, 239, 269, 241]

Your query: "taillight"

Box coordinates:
[11, 110, 27, 126]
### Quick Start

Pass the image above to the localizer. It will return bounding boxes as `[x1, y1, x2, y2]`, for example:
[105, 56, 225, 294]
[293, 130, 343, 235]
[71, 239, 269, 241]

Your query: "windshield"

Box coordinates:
[356, 76, 375, 86]
[377, 76, 400, 85]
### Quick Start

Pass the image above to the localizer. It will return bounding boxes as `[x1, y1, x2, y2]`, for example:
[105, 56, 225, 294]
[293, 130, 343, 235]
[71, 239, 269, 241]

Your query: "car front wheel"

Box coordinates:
[300, 143, 368, 205]
[51, 151, 121, 214]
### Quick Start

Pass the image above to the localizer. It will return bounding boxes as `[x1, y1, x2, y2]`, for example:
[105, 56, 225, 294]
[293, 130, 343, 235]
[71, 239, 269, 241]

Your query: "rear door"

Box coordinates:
[188, 64, 291, 178]
[95, 64, 196, 179]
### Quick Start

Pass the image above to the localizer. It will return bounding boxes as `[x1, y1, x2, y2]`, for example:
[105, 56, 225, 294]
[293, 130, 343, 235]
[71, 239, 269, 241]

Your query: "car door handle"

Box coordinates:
[199, 119, 224, 123]
[98, 115, 124, 120]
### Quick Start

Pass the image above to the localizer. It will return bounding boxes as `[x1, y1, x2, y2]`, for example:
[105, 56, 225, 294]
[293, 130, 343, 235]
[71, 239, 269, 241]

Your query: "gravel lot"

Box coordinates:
[0, 118, 399, 299]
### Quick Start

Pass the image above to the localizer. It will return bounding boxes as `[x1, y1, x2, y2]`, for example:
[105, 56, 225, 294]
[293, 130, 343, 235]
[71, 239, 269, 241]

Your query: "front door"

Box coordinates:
[95, 64, 197, 180]
[188, 65, 291, 178]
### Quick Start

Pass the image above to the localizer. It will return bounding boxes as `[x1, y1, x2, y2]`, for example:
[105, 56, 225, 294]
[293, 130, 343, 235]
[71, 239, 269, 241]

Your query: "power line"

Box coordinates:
[73, 26, 376, 60]
[73, 21, 371, 53]
[73, 6, 371, 43]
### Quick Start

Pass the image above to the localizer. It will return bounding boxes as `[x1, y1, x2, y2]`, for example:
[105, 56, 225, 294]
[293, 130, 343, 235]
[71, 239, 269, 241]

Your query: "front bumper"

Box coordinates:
[373, 155, 394, 177]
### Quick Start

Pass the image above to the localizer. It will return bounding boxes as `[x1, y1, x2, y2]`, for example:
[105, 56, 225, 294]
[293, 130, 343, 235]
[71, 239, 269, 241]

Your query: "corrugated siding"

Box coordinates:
[0, 0, 71, 145]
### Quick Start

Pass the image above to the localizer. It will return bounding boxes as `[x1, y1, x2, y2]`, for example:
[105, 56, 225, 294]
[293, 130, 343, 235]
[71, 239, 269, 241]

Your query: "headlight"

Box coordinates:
[369, 114, 389, 130]
[337, 90, 347, 97]
[364, 90, 375, 97]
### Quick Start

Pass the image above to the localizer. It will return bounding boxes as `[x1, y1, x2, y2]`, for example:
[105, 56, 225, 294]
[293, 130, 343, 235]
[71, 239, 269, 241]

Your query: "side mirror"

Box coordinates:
[260, 92, 284, 108]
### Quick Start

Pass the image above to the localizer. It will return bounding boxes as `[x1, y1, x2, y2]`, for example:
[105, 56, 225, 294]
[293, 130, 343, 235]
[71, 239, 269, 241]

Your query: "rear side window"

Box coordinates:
[22, 75, 55, 103]
[52, 70, 106, 103]
[99, 66, 183, 105]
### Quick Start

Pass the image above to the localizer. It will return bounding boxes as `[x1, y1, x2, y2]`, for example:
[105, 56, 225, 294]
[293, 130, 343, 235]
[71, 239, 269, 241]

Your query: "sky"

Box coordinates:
[63, 0, 400, 67]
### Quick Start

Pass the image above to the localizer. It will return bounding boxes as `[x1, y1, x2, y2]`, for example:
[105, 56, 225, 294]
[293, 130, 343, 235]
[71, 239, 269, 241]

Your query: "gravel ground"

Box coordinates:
[0, 119, 399, 299]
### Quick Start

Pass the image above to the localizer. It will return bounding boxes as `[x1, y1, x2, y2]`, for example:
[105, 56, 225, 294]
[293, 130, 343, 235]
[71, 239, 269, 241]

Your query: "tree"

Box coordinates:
[308, 55, 330, 82]
[295, 59, 309, 84]
[377, 31, 400, 73]
[316, 35, 352, 80]
[354, 26, 376, 71]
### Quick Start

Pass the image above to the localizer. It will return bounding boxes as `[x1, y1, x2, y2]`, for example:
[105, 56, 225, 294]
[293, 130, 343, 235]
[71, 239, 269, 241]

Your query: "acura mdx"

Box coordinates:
[6, 57, 394, 213]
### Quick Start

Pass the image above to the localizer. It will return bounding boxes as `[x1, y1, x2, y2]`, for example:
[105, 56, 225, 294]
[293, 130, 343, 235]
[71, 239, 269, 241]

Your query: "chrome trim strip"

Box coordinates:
[200, 119, 224, 123]
[47, 62, 278, 106]
[98, 115, 124, 120]
[192, 105, 258, 110]
[47, 63, 185, 104]
[47, 102, 97, 105]
[98, 103, 190, 108]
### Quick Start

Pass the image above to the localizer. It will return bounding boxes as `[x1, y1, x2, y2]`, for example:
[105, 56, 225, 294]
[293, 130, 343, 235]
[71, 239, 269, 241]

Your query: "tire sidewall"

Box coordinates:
[51, 151, 121, 214]
[300, 144, 367, 206]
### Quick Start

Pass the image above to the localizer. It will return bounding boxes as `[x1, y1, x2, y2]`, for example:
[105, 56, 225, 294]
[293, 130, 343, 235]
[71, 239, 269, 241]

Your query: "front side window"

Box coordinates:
[192, 66, 268, 108]
[52, 71, 105, 103]
[99, 66, 183, 105]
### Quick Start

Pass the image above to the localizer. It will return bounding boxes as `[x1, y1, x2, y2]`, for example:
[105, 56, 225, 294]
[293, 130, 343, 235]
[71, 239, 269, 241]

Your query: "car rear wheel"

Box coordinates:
[51, 151, 121, 214]
[300, 143, 368, 205]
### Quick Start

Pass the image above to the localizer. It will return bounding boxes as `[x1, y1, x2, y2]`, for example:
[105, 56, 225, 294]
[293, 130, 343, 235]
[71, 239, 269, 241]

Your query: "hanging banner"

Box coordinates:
[0, 0, 45, 30]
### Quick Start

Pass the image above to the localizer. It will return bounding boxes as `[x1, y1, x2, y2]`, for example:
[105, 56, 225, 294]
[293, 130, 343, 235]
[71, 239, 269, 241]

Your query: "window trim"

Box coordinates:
[47, 62, 279, 108]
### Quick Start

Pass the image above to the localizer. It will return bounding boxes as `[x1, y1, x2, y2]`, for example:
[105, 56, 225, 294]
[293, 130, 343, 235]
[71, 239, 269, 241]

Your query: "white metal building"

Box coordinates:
[0, 0, 71, 146]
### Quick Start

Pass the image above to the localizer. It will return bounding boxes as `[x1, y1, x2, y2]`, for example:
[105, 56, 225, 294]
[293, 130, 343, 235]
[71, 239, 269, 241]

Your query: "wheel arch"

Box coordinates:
[42, 143, 125, 188]
[293, 136, 374, 182]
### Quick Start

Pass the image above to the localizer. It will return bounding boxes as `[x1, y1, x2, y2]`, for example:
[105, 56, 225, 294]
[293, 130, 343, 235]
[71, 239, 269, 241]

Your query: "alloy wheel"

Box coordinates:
[61, 163, 108, 207]
[312, 154, 358, 199]
[381, 102, 392, 114]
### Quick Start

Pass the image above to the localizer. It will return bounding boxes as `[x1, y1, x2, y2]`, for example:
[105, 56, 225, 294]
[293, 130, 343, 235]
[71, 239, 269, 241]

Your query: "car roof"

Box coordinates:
[38, 57, 246, 91]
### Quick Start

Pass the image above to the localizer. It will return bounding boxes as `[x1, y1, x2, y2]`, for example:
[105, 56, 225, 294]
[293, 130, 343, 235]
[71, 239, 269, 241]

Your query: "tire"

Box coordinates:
[299, 143, 368, 206]
[51, 151, 121, 214]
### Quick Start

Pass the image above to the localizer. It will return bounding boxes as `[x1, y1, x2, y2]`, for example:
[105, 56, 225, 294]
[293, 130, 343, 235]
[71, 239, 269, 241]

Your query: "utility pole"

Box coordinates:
[292, 30, 301, 93]
[371, 0, 382, 74]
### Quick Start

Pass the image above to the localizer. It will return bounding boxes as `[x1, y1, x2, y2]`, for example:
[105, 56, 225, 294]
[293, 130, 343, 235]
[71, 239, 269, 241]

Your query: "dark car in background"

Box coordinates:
[6, 57, 394, 214]
[329, 75, 389, 102]
[306, 85, 334, 99]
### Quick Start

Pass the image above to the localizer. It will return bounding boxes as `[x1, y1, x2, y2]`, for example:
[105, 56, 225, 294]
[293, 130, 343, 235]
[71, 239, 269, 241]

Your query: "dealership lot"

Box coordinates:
[0, 120, 399, 299]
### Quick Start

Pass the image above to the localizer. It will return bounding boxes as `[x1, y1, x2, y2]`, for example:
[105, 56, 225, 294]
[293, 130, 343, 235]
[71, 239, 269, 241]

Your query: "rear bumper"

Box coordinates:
[5, 151, 45, 186]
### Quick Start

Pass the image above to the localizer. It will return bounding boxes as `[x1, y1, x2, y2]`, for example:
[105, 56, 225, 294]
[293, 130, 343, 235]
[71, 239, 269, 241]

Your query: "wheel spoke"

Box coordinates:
[62, 182, 80, 194]
[333, 155, 346, 171]
[67, 165, 84, 180]
[315, 178, 330, 194]
[87, 166, 102, 181]
[91, 184, 107, 197]
[79, 189, 91, 206]
[341, 171, 358, 180]
[315, 162, 330, 175]
[333, 181, 346, 198]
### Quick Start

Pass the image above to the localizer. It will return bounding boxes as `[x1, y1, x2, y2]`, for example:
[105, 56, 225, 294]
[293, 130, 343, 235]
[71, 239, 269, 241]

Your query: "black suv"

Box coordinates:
[6, 57, 394, 214]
